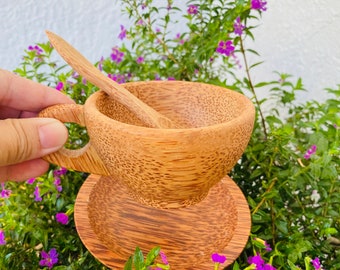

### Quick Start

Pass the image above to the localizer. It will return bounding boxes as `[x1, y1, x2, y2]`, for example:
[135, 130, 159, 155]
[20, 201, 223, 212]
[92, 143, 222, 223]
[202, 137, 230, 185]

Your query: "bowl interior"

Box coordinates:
[95, 81, 251, 128]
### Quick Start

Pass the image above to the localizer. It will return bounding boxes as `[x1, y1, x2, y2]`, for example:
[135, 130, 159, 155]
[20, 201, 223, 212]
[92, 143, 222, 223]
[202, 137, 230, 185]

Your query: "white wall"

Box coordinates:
[249, 0, 340, 103]
[1, 1, 340, 102]
[1, 0, 123, 70]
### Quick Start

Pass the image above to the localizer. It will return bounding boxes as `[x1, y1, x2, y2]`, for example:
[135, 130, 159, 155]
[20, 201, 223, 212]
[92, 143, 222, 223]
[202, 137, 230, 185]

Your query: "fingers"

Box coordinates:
[0, 70, 72, 182]
[0, 159, 50, 182]
[0, 118, 68, 167]
[0, 69, 74, 113]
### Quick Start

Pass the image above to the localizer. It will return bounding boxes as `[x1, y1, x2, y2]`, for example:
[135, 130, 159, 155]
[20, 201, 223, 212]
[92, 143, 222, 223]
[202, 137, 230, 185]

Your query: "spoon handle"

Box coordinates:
[45, 30, 178, 128]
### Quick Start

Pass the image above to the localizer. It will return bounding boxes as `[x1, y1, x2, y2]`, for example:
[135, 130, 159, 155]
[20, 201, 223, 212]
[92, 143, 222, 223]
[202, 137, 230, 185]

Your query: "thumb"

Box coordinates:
[0, 118, 68, 166]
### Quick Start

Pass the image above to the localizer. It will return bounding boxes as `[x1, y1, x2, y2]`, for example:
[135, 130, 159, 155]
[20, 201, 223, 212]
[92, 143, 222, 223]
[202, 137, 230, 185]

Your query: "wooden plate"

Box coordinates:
[74, 174, 250, 269]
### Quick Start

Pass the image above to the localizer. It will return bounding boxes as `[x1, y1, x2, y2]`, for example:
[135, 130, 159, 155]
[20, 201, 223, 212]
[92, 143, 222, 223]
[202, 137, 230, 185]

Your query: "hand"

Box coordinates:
[0, 69, 74, 182]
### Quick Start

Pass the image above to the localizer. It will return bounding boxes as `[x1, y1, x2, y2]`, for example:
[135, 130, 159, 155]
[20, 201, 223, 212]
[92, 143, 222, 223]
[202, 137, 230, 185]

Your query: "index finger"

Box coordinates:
[0, 69, 75, 112]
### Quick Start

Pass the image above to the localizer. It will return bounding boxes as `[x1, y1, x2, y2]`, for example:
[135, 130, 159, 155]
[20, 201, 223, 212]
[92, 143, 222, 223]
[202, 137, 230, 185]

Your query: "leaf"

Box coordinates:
[249, 61, 264, 70]
[309, 133, 328, 152]
[254, 81, 272, 88]
[232, 261, 240, 270]
[247, 196, 257, 208]
[266, 115, 283, 126]
[145, 246, 160, 266]
[246, 48, 260, 56]
[124, 256, 133, 270]
[252, 210, 271, 223]
[322, 227, 338, 237]
[287, 260, 302, 270]
[294, 77, 305, 90]
[321, 165, 337, 180]
[249, 168, 264, 179]
[251, 225, 262, 233]
[309, 163, 321, 178]
[275, 220, 288, 234]
[133, 247, 144, 270]
[263, 189, 279, 199]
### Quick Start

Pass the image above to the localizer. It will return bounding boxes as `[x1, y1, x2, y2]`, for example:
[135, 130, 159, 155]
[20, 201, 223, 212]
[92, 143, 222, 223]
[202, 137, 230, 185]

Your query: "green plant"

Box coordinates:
[0, 0, 339, 269]
[123, 246, 169, 270]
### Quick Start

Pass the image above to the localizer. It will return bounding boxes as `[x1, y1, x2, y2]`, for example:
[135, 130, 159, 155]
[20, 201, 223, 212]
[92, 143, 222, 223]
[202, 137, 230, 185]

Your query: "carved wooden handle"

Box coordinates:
[39, 104, 110, 175]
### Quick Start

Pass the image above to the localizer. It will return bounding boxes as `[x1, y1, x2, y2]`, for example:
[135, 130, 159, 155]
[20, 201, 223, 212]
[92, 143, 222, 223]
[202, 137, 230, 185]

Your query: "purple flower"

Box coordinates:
[39, 248, 58, 269]
[53, 167, 67, 177]
[137, 19, 145, 26]
[231, 53, 242, 69]
[34, 186, 42, 201]
[251, 0, 267, 11]
[110, 47, 124, 63]
[0, 230, 6, 245]
[175, 33, 185, 45]
[26, 178, 36, 184]
[54, 177, 63, 192]
[108, 73, 126, 84]
[118, 25, 127, 40]
[187, 5, 198, 15]
[264, 241, 272, 251]
[311, 257, 321, 270]
[248, 253, 265, 266]
[304, 144, 317, 159]
[55, 82, 64, 91]
[216, 40, 235, 56]
[1, 183, 11, 198]
[28, 45, 43, 55]
[211, 253, 227, 264]
[159, 251, 169, 265]
[136, 56, 144, 64]
[234, 17, 245, 36]
[56, 212, 69, 225]
[98, 56, 104, 71]
[248, 253, 276, 270]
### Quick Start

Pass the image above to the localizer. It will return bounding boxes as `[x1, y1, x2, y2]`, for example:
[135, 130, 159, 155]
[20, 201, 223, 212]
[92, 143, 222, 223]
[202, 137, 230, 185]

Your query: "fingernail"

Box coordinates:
[39, 119, 68, 151]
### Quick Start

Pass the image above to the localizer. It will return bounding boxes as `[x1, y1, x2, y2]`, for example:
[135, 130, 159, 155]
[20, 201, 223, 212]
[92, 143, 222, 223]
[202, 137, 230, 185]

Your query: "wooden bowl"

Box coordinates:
[82, 81, 255, 208]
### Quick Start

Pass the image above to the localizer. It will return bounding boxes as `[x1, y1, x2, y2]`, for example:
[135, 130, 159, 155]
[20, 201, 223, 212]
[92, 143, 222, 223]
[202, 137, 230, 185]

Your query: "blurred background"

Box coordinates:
[1, 0, 340, 103]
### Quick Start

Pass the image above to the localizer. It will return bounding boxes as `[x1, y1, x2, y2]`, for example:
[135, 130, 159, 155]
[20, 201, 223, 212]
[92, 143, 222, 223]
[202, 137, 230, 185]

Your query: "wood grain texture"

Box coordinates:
[41, 81, 255, 209]
[45, 30, 178, 129]
[74, 174, 251, 269]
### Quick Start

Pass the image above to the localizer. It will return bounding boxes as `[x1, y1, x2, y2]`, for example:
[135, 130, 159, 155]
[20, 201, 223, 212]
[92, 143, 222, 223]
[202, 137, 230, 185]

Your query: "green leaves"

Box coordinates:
[123, 246, 165, 270]
[133, 247, 144, 270]
[145, 246, 161, 265]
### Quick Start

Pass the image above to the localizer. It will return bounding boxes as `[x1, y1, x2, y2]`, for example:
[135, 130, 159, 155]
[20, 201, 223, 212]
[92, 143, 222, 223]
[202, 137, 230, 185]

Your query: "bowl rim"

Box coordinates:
[85, 80, 255, 134]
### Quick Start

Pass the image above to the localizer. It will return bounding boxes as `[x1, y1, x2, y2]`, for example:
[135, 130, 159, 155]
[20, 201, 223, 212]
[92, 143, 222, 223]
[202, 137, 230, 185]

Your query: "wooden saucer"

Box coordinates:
[74, 174, 250, 269]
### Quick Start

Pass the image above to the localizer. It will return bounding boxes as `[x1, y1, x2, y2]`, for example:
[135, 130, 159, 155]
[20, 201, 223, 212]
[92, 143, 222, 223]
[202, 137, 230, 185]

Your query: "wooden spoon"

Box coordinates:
[45, 30, 179, 129]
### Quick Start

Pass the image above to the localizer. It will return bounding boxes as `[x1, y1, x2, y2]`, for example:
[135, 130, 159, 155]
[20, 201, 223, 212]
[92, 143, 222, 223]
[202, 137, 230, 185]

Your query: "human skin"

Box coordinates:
[0, 69, 74, 182]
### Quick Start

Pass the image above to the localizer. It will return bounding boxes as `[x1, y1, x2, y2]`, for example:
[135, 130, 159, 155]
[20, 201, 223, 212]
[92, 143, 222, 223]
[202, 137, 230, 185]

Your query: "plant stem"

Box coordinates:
[251, 177, 277, 215]
[322, 178, 336, 217]
[269, 199, 276, 246]
[239, 37, 268, 140]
